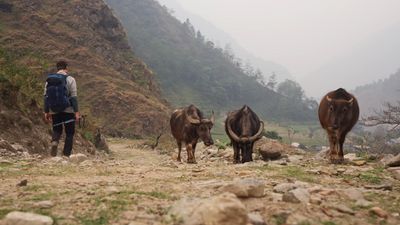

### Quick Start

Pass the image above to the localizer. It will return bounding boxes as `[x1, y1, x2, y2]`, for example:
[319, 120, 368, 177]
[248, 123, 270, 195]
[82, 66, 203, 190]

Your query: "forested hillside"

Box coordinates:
[0, 0, 170, 139]
[106, 0, 315, 121]
[354, 69, 400, 115]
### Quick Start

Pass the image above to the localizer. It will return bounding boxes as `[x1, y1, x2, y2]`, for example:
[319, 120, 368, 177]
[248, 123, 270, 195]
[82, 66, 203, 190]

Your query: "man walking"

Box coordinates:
[44, 61, 80, 157]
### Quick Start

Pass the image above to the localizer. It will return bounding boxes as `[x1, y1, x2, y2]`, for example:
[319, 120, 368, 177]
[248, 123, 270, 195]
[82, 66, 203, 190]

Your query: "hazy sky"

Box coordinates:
[170, 0, 400, 78]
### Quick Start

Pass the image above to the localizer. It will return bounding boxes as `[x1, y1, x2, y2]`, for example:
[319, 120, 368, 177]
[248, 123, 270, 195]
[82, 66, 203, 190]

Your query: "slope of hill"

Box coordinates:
[301, 22, 400, 98]
[0, 0, 170, 139]
[353, 69, 400, 116]
[157, 0, 293, 82]
[106, 0, 315, 122]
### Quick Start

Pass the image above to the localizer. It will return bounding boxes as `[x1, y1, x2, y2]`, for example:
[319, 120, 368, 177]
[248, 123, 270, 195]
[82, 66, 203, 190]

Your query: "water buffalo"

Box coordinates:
[225, 105, 264, 163]
[170, 105, 214, 164]
[318, 88, 359, 163]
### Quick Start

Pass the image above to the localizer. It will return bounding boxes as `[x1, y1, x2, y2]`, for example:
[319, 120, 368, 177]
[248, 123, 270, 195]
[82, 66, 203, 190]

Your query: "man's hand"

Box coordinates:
[44, 113, 52, 123]
[75, 112, 80, 122]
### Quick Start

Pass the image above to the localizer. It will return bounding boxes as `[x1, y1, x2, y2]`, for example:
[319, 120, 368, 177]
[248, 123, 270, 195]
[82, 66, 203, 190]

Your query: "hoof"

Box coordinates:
[330, 157, 344, 164]
[187, 158, 197, 164]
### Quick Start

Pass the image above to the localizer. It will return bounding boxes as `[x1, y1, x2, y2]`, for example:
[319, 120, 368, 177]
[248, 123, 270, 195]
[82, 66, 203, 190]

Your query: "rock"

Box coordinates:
[369, 207, 388, 218]
[310, 196, 322, 205]
[332, 204, 355, 215]
[341, 188, 364, 201]
[351, 160, 367, 166]
[33, 200, 54, 209]
[364, 183, 392, 191]
[69, 153, 88, 164]
[287, 155, 303, 163]
[48, 157, 63, 164]
[248, 212, 266, 225]
[273, 181, 308, 194]
[388, 168, 400, 180]
[386, 154, 400, 167]
[315, 148, 329, 160]
[379, 154, 394, 166]
[220, 178, 265, 198]
[17, 179, 28, 187]
[355, 199, 372, 207]
[106, 186, 120, 195]
[3, 211, 53, 225]
[168, 193, 249, 225]
[282, 188, 310, 203]
[344, 153, 359, 161]
[257, 140, 283, 161]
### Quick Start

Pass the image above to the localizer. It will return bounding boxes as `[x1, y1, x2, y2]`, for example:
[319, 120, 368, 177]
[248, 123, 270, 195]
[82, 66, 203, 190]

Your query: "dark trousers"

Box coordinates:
[51, 112, 75, 156]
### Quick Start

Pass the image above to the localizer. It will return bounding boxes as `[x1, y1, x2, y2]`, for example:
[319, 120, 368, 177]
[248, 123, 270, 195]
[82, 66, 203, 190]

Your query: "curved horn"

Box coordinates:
[186, 115, 201, 124]
[248, 121, 265, 142]
[226, 118, 242, 142]
[347, 98, 354, 104]
[326, 95, 333, 102]
[210, 110, 215, 124]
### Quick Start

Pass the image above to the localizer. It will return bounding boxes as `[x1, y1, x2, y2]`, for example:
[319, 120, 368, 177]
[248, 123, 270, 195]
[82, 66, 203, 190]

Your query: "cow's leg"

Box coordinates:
[328, 133, 339, 163]
[249, 142, 254, 161]
[337, 133, 346, 163]
[233, 142, 240, 164]
[191, 141, 198, 163]
[177, 141, 182, 162]
[186, 143, 196, 164]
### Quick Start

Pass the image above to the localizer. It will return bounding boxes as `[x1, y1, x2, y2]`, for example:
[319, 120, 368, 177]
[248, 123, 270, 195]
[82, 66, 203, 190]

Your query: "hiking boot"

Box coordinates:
[50, 141, 58, 157]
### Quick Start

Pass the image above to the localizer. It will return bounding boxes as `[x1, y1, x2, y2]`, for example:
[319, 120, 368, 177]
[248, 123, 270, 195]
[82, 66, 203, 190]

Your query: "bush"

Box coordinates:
[263, 130, 283, 141]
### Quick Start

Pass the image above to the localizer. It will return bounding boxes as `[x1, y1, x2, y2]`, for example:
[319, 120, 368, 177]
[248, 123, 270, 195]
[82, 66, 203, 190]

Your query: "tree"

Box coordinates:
[276, 79, 305, 100]
[363, 101, 400, 130]
[266, 72, 277, 90]
[183, 19, 195, 37]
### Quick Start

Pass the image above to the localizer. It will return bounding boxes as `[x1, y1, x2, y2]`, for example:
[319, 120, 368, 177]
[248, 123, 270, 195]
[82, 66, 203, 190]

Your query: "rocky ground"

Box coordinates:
[0, 138, 399, 225]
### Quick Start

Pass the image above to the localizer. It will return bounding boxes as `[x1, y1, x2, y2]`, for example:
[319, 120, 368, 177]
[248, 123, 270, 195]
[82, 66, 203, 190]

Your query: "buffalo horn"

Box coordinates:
[247, 121, 265, 142]
[347, 98, 354, 104]
[187, 115, 201, 124]
[326, 95, 333, 102]
[226, 118, 242, 142]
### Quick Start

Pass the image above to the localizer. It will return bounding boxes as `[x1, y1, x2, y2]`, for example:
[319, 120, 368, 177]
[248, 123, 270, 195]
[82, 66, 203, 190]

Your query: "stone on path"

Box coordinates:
[257, 140, 282, 161]
[69, 153, 88, 164]
[370, 207, 388, 218]
[220, 178, 265, 198]
[168, 193, 248, 225]
[385, 154, 400, 167]
[248, 212, 266, 225]
[282, 188, 310, 203]
[3, 211, 53, 225]
[33, 200, 54, 209]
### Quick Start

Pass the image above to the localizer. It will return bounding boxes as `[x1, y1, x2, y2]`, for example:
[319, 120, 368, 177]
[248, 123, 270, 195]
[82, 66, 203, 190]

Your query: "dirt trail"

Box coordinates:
[0, 139, 399, 225]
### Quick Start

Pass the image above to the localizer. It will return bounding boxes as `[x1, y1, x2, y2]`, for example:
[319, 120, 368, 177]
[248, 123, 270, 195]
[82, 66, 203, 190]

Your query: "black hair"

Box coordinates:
[56, 61, 68, 70]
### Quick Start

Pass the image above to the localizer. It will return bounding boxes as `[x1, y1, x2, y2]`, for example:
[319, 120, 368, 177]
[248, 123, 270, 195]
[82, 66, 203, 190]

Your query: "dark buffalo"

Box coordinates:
[225, 105, 264, 163]
[170, 105, 214, 164]
[318, 88, 359, 163]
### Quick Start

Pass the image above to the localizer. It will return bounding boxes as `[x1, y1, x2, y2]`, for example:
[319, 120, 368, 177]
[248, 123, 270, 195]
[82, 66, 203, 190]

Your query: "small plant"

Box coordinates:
[263, 130, 283, 141]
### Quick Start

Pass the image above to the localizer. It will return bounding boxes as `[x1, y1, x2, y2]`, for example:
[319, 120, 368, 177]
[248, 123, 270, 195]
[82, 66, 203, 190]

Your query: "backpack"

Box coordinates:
[45, 74, 70, 113]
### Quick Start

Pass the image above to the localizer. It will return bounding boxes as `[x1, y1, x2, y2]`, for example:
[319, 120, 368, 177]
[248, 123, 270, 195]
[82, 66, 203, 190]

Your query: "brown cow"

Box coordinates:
[170, 105, 214, 164]
[225, 105, 264, 163]
[318, 88, 359, 163]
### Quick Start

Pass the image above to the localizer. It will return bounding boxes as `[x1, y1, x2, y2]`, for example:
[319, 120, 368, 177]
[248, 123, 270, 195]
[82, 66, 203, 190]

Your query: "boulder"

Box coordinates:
[3, 211, 53, 225]
[247, 212, 266, 225]
[168, 193, 249, 225]
[220, 178, 265, 198]
[385, 154, 400, 167]
[282, 188, 310, 203]
[257, 140, 283, 161]
[69, 153, 88, 164]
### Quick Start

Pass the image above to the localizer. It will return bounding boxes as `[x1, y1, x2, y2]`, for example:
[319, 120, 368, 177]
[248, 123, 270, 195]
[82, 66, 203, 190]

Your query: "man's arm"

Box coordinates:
[68, 77, 80, 120]
[43, 82, 51, 122]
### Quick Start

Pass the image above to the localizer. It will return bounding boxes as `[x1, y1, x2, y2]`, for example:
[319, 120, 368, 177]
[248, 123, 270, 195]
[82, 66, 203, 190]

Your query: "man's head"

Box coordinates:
[56, 61, 68, 71]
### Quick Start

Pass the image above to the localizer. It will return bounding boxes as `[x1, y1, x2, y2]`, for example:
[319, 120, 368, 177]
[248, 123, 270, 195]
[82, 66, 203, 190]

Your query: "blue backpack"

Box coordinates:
[45, 74, 70, 113]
